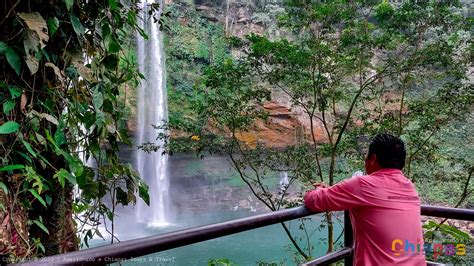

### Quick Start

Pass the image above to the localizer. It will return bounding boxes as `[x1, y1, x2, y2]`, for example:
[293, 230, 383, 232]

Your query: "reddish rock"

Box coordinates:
[233, 101, 328, 149]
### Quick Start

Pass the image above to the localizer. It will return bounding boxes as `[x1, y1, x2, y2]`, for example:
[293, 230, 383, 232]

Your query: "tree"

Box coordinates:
[0, 0, 158, 261]
[163, 0, 472, 262]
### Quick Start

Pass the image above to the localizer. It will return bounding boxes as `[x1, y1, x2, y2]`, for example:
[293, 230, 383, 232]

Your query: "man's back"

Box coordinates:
[304, 168, 426, 265]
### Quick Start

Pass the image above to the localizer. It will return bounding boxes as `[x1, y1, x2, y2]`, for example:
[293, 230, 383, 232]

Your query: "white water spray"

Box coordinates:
[135, 0, 170, 227]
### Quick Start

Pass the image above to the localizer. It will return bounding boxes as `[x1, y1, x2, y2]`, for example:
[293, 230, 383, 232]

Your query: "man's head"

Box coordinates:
[365, 133, 406, 174]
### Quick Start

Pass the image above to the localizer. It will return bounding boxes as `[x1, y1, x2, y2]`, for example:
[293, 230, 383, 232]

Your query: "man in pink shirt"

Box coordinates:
[304, 133, 426, 265]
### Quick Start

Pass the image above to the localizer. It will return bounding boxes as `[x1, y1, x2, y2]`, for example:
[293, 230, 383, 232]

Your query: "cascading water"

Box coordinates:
[135, 0, 170, 227]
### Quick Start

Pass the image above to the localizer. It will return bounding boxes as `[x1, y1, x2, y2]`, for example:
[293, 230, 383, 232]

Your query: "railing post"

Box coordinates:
[344, 210, 353, 266]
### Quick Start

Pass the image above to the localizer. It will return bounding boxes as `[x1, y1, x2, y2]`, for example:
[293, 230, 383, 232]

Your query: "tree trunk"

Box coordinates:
[326, 212, 334, 253]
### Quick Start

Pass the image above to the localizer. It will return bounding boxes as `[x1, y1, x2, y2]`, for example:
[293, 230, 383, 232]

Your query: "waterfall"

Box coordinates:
[135, 0, 170, 227]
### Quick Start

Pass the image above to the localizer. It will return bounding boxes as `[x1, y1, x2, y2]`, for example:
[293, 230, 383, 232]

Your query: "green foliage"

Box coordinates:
[0, 121, 20, 134]
[208, 258, 236, 266]
[159, 0, 472, 260]
[423, 220, 472, 264]
[424, 220, 471, 242]
[0, 0, 157, 259]
[164, 1, 231, 127]
[200, 58, 271, 131]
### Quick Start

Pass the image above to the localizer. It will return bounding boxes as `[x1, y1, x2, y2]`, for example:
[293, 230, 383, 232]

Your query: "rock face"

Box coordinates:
[162, 98, 327, 149]
[235, 101, 327, 149]
[195, 5, 221, 22]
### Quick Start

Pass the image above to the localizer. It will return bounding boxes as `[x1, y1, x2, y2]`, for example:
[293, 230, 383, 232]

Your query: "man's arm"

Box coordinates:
[304, 176, 369, 212]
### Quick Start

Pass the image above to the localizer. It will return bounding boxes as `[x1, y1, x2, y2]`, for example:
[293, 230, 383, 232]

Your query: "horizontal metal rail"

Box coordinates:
[302, 247, 353, 266]
[15, 205, 474, 265]
[420, 205, 474, 221]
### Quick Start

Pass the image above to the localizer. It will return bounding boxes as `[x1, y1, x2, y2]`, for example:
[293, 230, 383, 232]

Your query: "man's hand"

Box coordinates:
[312, 182, 328, 189]
[304, 182, 327, 203]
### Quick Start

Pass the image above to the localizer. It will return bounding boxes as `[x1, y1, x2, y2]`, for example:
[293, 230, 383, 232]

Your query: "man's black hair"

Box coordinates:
[368, 133, 406, 170]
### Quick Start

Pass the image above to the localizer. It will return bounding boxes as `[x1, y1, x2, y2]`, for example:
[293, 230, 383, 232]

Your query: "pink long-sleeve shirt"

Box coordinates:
[304, 168, 426, 266]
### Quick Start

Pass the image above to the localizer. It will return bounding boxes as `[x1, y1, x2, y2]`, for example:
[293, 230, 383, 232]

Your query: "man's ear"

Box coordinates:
[365, 153, 380, 174]
[369, 154, 378, 165]
[365, 154, 378, 169]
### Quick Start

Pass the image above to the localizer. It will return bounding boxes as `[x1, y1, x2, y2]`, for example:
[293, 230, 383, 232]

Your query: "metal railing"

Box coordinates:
[15, 205, 474, 266]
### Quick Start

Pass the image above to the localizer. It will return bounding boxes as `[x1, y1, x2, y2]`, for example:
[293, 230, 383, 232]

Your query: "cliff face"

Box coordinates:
[128, 1, 410, 148]
[125, 0, 317, 147]
[235, 101, 328, 149]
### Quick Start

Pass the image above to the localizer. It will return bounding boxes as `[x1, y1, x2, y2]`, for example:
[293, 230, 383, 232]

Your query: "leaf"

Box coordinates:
[69, 157, 84, 177]
[41, 49, 50, 61]
[29, 189, 47, 207]
[70, 16, 85, 37]
[3, 100, 15, 114]
[73, 62, 95, 82]
[95, 229, 104, 239]
[22, 140, 37, 158]
[54, 169, 76, 187]
[102, 54, 119, 70]
[83, 231, 91, 247]
[25, 55, 40, 75]
[108, 0, 118, 10]
[36, 240, 46, 253]
[6, 47, 21, 75]
[0, 42, 7, 54]
[95, 110, 105, 127]
[35, 132, 46, 146]
[18, 12, 49, 49]
[26, 166, 44, 194]
[0, 182, 8, 195]
[33, 219, 50, 234]
[39, 113, 59, 125]
[54, 169, 66, 187]
[64, 0, 73, 11]
[54, 129, 65, 146]
[115, 187, 129, 205]
[106, 210, 114, 221]
[45, 62, 64, 86]
[138, 182, 150, 206]
[92, 89, 103, 109]
[47, 17, 59, 37]
[45, 195, 52, 206]
[23, 29, 40, 55]
[16, 151, 32, 163]
[0, 164, 24, 172]
[45, 129, 57, 147]
[101, 23, 111, 38]
[108, 41, 121, 54]
[0, 121, 20, 134]
[9, 87, 21, 98]
[23, 29, 41, 74]
[440, 224, 471, 241]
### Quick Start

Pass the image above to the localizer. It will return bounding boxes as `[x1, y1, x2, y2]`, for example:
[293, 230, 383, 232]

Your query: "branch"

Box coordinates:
[228, 152, 274, 211]
[228, 149, 310, 260]
[406, 128, 437, 178]
[280, 222, 310, 260]
[0, 0, 20, 25]
[233, 133, 276, 210]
